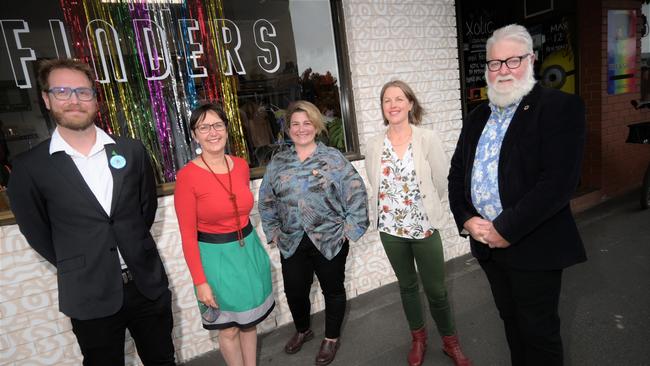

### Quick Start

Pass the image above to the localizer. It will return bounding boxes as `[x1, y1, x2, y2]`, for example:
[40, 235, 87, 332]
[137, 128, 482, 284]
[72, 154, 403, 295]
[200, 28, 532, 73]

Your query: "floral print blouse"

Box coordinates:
[377, 137, 434, 239]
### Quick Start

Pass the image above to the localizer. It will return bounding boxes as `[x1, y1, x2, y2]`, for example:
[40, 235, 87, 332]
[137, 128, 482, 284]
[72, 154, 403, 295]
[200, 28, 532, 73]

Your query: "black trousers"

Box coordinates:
[480, 259, 564, 366]
[70, 281, 176, 366]
[280, 233, 349, 339]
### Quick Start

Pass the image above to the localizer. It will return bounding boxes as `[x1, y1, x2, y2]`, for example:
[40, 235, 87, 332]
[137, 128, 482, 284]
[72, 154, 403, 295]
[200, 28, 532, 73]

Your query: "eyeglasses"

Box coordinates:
[486, 54, 532, 72]
[47, 87, 96, 101]
[195, 122, 226, 134]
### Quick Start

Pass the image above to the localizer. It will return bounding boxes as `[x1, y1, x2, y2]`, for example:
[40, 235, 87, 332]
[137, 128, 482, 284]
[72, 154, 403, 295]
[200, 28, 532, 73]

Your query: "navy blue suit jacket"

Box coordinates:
[448, 84, 587, 270]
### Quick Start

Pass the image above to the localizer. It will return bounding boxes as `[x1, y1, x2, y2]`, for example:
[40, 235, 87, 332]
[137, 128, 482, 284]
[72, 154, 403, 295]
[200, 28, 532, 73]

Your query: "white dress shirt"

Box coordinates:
[49, 126, 127, 268]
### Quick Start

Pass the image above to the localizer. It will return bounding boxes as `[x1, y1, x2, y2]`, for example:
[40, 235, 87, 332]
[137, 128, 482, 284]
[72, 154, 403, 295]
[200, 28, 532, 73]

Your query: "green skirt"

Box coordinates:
[196, 223, 274, 330]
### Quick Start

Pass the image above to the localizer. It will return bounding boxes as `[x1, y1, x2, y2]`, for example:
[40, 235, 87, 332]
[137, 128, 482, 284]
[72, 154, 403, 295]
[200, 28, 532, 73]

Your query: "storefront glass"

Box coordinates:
[0, 0, 353, 189]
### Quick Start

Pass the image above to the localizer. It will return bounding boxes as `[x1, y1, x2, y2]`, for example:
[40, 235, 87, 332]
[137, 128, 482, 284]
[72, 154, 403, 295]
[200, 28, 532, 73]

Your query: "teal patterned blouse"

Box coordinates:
[258, 142, 369, 260]
[471, 101, 521, 220]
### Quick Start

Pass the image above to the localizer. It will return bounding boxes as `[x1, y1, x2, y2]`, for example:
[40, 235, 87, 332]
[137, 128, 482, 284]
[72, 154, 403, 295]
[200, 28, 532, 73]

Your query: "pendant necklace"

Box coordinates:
[200, 154, 245, 246]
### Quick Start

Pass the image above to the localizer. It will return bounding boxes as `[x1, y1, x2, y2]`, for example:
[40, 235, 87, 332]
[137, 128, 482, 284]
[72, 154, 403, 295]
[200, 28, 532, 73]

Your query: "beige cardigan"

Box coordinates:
[364, 124, 449, 230]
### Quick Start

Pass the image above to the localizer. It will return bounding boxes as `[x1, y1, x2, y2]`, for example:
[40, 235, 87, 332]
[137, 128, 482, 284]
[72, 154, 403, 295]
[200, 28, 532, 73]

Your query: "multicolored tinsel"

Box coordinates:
[202, 0, 248, 160]
[58, 0, 250, 182]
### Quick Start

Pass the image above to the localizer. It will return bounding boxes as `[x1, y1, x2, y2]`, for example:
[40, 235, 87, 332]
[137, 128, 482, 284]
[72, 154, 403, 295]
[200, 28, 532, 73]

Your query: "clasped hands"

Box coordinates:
[463, 216, 510, 248]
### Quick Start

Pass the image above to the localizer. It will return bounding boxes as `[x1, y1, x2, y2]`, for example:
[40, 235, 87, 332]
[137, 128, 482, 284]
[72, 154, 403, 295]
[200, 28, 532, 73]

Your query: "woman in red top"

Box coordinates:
[174, 103, 274, 366]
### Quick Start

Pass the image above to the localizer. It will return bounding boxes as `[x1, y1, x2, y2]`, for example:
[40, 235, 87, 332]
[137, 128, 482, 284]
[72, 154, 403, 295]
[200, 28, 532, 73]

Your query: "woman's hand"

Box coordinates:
[196, 282, 218, 308]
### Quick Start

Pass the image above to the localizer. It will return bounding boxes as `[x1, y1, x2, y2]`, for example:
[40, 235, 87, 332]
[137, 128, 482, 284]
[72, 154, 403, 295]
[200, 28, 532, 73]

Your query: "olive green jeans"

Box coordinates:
[379, 231, 455, 336]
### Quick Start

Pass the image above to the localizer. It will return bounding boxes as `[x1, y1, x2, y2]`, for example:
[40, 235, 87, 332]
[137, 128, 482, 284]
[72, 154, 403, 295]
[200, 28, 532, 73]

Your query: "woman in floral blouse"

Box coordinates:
[259, 100, 369, 366]
[365, 80, 472, 366]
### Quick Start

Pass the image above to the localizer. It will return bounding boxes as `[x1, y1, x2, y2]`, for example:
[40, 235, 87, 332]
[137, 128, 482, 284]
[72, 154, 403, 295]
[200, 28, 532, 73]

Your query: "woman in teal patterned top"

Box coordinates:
[259, 100, 369, 366]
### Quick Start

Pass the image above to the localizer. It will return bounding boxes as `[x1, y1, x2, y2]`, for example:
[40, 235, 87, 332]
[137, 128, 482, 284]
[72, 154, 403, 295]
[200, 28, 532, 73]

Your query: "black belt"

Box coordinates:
[198, 222, 253, 244]
[121, 268, 133, 284]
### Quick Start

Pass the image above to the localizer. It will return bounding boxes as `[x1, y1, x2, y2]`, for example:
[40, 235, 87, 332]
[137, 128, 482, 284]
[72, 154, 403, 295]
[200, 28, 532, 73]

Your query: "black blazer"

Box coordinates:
[448, 84, 587, 270]
[8, 136, 169, 320]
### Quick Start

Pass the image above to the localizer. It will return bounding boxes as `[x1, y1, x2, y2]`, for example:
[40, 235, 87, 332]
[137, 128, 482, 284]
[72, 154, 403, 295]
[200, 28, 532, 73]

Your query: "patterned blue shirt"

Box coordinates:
[258, 142, 369, 259]
[471, 101, 521, 220]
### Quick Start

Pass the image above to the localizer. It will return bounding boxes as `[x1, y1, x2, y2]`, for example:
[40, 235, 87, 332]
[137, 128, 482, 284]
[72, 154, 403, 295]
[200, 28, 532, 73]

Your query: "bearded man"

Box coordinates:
[8, 58, 176, 365]
[448, 24, 587, 366]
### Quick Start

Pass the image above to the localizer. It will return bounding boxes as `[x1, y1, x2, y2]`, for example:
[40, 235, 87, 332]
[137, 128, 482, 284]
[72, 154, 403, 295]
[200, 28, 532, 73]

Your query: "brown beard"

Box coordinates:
[51, 108, 96, 131]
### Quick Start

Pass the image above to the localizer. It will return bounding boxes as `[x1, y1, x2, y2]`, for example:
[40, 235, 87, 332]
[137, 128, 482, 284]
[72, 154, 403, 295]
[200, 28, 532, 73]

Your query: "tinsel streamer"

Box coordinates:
[58, 0, 252, 181]
[59, 0, 112, 133]
[130, 3, 175, 181]
[158, 2, 192, 169]
[187, 0, 219, 102]
[82, 0, 165, 182]
[177, 2, 200, 110]
[204, 0, 248, 161]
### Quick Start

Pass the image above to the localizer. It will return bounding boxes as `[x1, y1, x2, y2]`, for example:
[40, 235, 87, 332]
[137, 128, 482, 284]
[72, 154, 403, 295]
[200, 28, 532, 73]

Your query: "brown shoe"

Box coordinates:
[284, 329, 314, 354]
[315, 339, 340, 366]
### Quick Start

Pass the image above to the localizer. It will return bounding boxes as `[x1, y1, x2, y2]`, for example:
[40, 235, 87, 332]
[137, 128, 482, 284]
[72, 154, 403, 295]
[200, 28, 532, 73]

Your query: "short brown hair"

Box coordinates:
[379, 80, 424, 126]
[37, 58, 95, 92]
[285, 100, 326, 135]
[189, 102, 229, 131]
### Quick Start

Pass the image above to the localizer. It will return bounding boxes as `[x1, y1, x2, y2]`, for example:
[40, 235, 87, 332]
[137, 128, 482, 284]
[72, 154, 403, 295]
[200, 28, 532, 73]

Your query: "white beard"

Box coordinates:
[485, 65, 536, 108]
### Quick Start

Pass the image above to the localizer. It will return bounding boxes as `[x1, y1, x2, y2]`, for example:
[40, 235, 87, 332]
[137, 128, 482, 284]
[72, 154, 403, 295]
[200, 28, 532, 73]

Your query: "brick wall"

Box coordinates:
[578, 0, 650, 200]
[0, 0, 468, 364]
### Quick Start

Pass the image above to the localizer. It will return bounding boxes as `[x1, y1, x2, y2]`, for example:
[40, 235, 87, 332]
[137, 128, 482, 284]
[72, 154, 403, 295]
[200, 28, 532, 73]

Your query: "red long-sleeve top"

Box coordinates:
[174, 157, 253, 285]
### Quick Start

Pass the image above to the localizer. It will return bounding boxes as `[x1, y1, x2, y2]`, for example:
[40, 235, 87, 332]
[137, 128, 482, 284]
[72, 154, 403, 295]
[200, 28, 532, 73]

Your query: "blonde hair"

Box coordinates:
[286, 100, 326, 135]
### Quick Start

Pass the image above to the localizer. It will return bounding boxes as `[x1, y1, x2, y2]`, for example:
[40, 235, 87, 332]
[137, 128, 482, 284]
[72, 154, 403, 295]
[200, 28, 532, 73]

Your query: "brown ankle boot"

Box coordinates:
[407, 327, 427, 366]
[442, 335, 472, 366]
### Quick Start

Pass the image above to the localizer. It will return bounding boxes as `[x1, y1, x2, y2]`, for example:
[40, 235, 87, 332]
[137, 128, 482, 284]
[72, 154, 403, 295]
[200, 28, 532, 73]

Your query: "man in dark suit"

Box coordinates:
[8, 59, 176, 365]
[448, 24, 586, 366]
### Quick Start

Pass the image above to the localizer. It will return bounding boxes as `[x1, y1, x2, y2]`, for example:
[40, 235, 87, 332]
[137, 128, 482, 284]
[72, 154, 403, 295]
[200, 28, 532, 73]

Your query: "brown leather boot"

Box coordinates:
[407, 327, 427, 366]
[442, 335, 472, 366]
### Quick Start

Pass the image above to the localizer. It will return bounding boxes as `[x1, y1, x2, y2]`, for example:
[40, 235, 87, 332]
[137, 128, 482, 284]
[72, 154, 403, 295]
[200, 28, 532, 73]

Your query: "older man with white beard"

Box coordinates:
[448, 24, 587, 366]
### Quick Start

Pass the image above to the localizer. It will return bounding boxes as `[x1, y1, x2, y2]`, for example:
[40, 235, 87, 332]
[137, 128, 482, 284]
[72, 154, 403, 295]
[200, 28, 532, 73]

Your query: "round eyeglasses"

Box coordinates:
[195, 122, 227, 134]
[486, 54, 532, 72]
[47, 87, 96, 101]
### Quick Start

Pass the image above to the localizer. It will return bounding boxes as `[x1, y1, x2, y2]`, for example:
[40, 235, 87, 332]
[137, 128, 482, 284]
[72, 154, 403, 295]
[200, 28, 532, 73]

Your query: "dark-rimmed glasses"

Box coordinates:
[47, 87, 96, 101]
[195, 122, 226, 134]
[486, 54, 532, 72]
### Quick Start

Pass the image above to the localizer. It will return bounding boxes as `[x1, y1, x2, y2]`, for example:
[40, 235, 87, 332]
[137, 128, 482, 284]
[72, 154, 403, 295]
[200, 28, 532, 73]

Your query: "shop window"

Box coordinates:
[0, 0, 356, 219]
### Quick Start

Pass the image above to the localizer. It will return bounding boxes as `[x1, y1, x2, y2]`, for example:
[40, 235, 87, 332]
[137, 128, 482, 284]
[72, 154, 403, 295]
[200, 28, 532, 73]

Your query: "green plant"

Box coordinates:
[327, 117, 345, 151]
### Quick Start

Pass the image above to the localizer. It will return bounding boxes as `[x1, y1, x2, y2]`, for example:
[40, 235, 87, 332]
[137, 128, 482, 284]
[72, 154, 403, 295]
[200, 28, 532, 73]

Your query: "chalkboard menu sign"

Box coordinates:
[462, 10, 496, 105]
[459, 1, 509, 112]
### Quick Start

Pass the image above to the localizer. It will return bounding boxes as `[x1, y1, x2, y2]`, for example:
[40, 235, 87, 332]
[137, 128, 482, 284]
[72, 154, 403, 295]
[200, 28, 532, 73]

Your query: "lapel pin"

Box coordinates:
[523, 105, 530, 110]
[110, 151, 126, 169]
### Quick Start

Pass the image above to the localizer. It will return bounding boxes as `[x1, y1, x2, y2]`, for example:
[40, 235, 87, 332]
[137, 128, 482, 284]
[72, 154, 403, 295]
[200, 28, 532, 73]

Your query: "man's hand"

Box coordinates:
[484, 223, 510, 248]
[196, 282, 219, 308]
[463, 216, 491, 244]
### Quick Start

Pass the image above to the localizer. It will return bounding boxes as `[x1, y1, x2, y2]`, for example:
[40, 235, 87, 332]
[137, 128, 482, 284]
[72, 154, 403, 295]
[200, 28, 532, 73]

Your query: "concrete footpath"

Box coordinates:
[183, 190, 650, 366]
